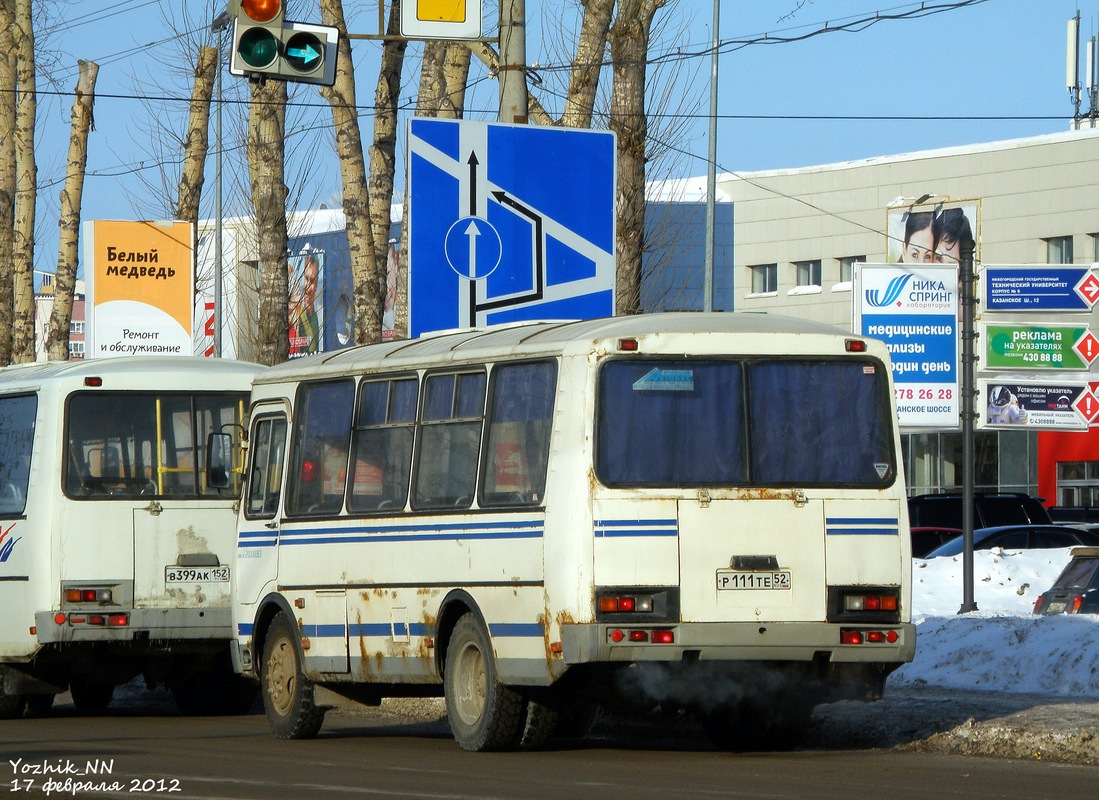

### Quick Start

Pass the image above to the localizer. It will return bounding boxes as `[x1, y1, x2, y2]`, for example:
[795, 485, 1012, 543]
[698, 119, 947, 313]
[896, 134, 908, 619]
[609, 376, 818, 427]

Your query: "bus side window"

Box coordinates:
[348, 376, 417, 514]
[286, 380, 354, 516]
[413, 371, 485, 510]
[481, 361, 557, 507]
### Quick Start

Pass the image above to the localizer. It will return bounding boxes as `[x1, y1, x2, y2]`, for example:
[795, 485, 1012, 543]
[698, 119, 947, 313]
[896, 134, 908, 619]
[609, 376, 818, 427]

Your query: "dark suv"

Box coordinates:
[1033, 548, 1099, 615]
[908, 492, 1051, 530]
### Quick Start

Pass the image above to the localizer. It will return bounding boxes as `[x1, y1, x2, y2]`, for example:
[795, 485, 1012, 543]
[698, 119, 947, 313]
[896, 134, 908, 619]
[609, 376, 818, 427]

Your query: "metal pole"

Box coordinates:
[212, 11, 231, 358]
[702, 0, 719, 312]
[959, 236, 978, 614]
[499, 0, 528, 124]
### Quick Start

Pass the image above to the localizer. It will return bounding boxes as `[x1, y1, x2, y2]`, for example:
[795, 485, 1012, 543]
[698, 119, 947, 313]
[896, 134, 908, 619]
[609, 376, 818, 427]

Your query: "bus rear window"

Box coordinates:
[596, 359, 895, 488]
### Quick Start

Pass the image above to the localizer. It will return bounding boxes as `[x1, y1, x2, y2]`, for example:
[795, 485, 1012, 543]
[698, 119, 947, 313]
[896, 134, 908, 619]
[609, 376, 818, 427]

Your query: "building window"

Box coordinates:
[1091, 233, 1099, 263]
[70, 320, 84, 335]
[838, 255, 865, 283]
[1057, 461, 1099, 506]
[68, 341, 85, 358]
[795, 260, 822, 287]
[750, 264, 777, 294]
[1045, 236, 1073, 264]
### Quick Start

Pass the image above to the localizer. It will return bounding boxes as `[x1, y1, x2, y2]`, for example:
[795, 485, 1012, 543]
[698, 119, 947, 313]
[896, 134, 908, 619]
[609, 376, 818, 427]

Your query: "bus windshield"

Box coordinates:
[596, 358, 895, 487]
[64, 392, 246, 499]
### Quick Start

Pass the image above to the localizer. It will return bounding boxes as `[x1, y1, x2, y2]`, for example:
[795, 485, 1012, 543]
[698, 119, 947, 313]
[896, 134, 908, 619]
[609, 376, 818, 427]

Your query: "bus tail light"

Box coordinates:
[65, 588, 113, 604]
[844, 339, 867, 352]
[844, 593, 898, 612]
[841, 628, 899, 645]
[599, 595, 652, 613]
[608, 628, 676, 644]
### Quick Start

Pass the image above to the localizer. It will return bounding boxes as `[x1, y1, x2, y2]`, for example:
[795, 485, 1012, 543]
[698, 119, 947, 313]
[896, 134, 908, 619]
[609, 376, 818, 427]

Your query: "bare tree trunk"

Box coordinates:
[12, 0, 35, 363]
[439, 44, 471, 119]
[176, 45, 217, 251]
[47, 60, 98, 361]
[561, 0, 615, 129]
[369, 0, 406, 338]
[321, 0, 381, 346]
[609, 0, 663, 316]
[247, 78, 289, 366]
[0, 0, 16, 366]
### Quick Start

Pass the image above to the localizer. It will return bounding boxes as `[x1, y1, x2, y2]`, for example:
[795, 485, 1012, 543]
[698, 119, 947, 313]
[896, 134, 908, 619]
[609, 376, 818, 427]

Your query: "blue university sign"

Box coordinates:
[407, 118, 616, 337]
[854, 264, 960, 429]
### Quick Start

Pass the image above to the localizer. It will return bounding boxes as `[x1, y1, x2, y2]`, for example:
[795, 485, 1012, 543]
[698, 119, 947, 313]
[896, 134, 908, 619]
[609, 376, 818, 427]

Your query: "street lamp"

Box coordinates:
[211, 10, 232, 358]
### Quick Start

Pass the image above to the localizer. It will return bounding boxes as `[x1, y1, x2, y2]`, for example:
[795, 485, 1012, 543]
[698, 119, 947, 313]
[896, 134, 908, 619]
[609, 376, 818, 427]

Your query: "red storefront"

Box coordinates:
[1038, 427, 1099, 507]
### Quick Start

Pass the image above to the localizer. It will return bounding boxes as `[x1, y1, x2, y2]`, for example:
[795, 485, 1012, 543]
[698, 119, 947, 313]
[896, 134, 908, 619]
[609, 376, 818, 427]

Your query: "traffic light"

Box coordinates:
[229, 0, 339, 87]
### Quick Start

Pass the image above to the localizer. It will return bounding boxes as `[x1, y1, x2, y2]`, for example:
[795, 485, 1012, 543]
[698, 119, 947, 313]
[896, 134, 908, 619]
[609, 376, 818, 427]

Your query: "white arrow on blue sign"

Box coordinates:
[407, 118, 616, 337]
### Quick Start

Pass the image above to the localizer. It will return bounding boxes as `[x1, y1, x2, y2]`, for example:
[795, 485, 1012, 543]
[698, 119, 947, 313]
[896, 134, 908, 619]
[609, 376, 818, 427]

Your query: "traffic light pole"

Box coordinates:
[499, 0, 528, 124]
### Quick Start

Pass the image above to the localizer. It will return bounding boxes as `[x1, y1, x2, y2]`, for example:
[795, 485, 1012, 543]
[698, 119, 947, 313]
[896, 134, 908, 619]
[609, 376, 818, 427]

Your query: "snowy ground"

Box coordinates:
[891, 547, 1099, 697]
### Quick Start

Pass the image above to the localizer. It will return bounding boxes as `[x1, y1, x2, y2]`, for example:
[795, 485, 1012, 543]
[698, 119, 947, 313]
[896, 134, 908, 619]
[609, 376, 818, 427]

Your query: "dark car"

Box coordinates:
[1033, 548, 1099, 615]
[1048, 506, 1099, 525]
[908, 492, 1051, 530]
[923, 524, 1099, 558]
[911, 527, 962, 559]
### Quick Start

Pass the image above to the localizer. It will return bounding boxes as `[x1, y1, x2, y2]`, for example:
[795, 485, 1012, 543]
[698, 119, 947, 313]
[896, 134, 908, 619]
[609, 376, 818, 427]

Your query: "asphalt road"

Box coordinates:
[2, 697, 1096, 800]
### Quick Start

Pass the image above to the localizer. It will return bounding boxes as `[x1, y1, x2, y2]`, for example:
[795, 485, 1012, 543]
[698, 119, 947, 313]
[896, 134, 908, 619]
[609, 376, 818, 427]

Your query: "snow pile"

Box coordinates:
[890, 547, 1099, 697]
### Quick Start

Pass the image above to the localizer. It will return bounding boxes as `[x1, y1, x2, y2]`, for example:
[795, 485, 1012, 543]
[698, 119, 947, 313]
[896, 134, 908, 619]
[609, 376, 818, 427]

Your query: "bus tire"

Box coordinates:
[444, 613, 524, 752]
[261, 612, 325, 739]
[0, 690, 26, 720]
[69, 680, 114, 713]
[518, 700, 558, 751]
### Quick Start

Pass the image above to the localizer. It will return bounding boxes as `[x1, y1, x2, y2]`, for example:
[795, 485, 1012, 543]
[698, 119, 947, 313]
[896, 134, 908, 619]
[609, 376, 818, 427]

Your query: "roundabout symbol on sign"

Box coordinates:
[444, 216, 502, 281]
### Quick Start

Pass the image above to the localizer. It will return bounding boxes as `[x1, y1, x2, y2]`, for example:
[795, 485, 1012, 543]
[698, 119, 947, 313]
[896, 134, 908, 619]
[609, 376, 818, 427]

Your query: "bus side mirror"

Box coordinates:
[206, 432, 234, 490]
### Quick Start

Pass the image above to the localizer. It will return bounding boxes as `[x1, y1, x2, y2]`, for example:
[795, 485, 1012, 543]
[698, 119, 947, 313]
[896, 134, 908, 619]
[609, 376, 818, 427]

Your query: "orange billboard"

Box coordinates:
[84, 220, 194, 358]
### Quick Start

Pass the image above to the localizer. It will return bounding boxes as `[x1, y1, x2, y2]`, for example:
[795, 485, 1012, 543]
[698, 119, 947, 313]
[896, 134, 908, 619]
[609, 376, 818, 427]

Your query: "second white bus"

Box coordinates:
[0, 356, 258, 717]
[225, 313, 915, 750]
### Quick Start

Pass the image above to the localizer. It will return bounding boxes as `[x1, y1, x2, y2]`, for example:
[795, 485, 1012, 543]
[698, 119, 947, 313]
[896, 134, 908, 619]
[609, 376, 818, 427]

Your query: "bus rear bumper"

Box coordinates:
[33, 608, 232, 644]
[561, 621, 916, 666]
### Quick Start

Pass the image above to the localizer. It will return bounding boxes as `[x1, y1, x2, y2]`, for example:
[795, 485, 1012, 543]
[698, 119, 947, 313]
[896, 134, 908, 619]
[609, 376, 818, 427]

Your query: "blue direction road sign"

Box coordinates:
[984, 265, 1099, 312]
[407, 118, 616, 337]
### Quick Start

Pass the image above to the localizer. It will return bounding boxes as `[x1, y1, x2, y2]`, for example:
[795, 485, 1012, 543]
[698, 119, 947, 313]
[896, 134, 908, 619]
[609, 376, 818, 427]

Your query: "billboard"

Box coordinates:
[84, 220, 194, 359]
[288, 249, 325, 358]
[854, 263, 959, 429]
[886, 201, 978, 265]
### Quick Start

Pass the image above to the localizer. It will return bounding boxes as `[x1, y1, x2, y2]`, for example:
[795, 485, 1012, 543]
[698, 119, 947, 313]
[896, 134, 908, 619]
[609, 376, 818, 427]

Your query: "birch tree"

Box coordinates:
[0, 0, 16, 365]
[12, 0, 35, 362]
[46, 60, 98, 361]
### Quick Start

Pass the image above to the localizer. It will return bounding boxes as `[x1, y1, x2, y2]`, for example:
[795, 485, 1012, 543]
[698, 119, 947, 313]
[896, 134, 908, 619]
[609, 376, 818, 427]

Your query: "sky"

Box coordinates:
[27, 0, 1099, 281]
[896, 545, 1099, 697]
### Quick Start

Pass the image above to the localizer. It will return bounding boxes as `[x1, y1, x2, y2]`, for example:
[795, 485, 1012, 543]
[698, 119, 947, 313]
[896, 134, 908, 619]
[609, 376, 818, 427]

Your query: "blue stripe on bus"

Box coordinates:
[594, 519, 678, 538]
[825, 517, 899, 536]
[241, 519, 545, 548]
[237, 621, 544, 639]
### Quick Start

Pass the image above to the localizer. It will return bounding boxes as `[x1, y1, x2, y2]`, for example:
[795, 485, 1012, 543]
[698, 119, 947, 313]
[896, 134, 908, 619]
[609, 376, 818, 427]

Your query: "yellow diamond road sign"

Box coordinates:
[401, 0, 480, 39]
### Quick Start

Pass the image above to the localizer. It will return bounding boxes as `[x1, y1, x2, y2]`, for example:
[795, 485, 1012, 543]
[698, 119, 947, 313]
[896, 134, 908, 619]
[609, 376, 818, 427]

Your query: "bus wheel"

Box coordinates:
[0, 690, 26, 720]
[444, 613, 524, 752]
[261, 612, 325, 739]
[69, 680, 114, 713]
[518, 700, 558, 751]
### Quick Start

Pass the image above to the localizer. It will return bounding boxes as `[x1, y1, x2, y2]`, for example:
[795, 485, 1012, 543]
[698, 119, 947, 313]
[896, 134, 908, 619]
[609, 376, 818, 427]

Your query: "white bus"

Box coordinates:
[226, 313, 914, 750]
[0, 356, 259, 717]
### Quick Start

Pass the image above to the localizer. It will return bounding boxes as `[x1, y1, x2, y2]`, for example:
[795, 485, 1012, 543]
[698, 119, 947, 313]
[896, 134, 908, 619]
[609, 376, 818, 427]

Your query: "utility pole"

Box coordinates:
[959, 236, 978, 614]
[702, 0, 720, 312]
[499, 0, 528, 123]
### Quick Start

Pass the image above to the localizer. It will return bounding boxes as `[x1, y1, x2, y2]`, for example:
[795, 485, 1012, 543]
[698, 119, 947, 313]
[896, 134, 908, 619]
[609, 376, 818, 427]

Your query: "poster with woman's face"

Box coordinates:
[886, 202, 978, 265]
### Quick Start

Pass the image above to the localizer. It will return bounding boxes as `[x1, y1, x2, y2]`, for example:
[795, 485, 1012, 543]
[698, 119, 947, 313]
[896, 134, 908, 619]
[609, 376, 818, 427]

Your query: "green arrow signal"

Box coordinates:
[284, 32, 323, 72]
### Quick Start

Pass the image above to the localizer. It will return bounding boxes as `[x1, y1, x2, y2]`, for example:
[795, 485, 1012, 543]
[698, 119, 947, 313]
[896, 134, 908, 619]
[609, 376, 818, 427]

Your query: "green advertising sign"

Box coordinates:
[984, 323, 1099, 370]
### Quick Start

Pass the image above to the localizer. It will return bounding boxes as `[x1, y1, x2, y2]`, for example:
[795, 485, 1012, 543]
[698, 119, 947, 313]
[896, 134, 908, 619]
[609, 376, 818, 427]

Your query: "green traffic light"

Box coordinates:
[238, 27, 279, 69]
[284, 32, 323, 73]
